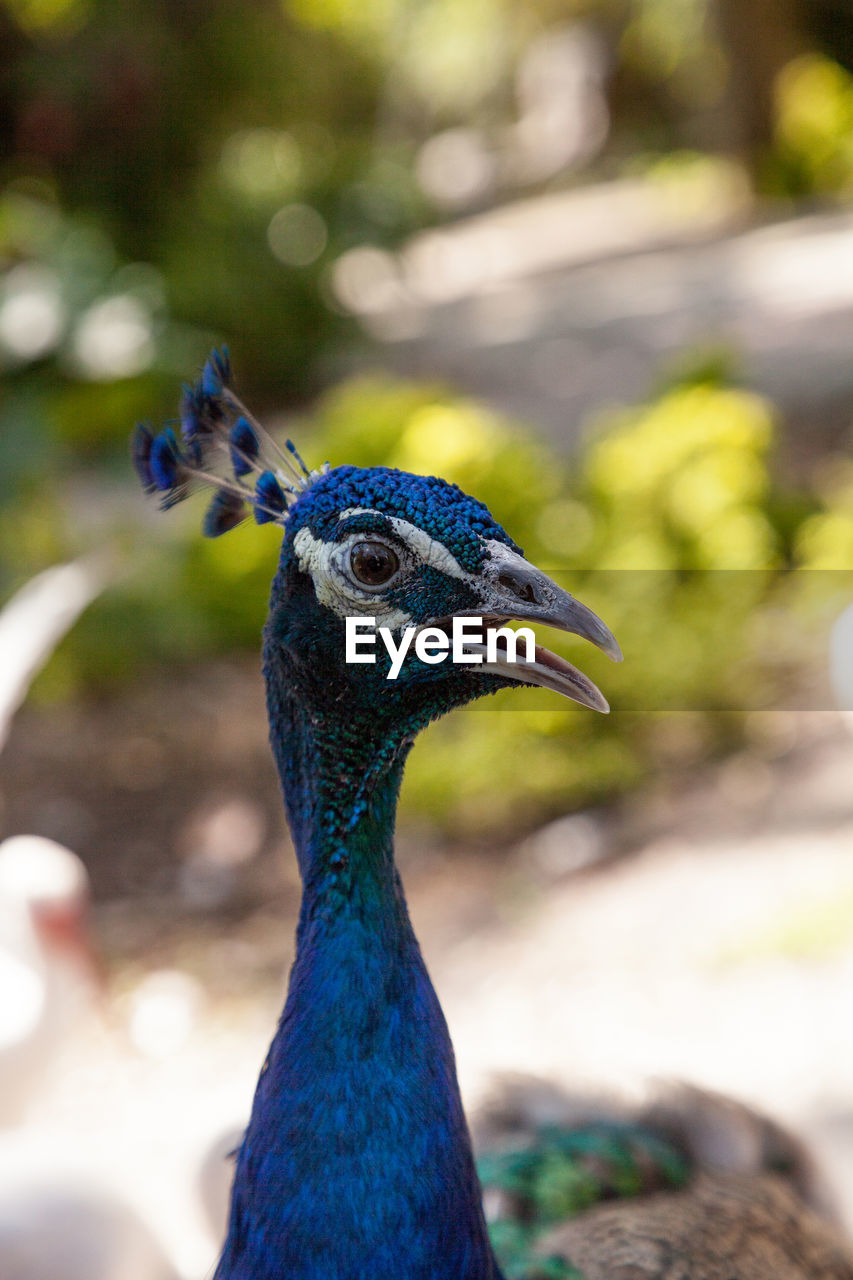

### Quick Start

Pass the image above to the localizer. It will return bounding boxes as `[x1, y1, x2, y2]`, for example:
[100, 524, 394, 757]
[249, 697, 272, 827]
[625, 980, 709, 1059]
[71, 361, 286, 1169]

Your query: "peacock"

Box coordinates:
[134, 350, 853, 1280]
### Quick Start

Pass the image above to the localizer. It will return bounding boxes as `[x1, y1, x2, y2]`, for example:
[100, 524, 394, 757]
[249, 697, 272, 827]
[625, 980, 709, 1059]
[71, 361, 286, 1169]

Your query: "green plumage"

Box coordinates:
[478, 1122, 690, 1279]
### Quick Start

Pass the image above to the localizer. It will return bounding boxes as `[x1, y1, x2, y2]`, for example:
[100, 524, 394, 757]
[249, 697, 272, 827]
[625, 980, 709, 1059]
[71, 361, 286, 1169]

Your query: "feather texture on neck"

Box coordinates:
[214, 642, 501, 1280]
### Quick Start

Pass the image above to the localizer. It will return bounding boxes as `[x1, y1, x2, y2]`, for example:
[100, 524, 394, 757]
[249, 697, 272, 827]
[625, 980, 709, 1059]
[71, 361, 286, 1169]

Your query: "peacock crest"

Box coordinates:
[131, 347, 330, 537]
[132, 347, 525, 575]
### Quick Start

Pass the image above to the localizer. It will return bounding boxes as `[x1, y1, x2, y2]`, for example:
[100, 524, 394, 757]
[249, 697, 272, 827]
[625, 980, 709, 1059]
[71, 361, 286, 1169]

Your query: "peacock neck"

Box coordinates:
[215, 651, 501, 1280]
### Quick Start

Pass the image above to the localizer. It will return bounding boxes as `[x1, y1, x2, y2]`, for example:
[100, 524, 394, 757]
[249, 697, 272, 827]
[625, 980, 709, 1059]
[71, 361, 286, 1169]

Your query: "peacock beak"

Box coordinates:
[479, 543, 622, 663]
[453, 543, 621, 713]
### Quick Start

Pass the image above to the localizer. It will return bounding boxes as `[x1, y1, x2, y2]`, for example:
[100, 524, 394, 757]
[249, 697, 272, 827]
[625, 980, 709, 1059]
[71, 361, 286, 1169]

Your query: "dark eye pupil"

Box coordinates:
[351, 541, 399, 586]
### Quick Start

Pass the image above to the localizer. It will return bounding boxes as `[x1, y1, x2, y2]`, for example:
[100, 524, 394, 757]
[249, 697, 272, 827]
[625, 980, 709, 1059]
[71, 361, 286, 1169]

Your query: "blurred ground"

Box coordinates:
[5, 678, 853, 1275]
[343, 184, 853, 465]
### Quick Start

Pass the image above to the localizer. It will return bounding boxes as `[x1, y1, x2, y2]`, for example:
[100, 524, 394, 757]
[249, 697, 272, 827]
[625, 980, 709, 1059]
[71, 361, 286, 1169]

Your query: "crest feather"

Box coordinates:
[132, 348, 329, 534]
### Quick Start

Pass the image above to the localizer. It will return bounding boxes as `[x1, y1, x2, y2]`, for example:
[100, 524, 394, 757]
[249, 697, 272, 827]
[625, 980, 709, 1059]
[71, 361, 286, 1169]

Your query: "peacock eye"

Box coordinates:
[350, 541, 400, 587]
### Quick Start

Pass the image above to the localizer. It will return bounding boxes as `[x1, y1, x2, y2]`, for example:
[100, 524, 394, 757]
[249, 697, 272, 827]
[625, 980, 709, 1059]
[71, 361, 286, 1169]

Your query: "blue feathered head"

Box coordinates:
[134, 350, 620, 717]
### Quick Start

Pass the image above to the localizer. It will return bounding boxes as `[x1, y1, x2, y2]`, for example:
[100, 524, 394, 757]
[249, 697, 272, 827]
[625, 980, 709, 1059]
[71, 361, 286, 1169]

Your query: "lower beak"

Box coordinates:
[457, 628, 612, 713]
[477, 636, 612, 712]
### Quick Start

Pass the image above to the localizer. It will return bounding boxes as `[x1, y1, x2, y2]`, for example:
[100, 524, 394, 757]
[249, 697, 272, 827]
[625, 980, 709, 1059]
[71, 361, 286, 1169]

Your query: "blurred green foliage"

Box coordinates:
[773, 54, 853, 196]
[2, 0, 852, 509]
[306, 372, 796, 835]
[1, 0, 851, 466]
[4, 0, 853, 835]
[32, 362, 853, 838]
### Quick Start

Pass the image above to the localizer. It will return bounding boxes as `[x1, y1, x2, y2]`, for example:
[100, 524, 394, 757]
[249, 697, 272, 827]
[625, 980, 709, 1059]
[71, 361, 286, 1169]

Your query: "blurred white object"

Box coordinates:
[506, 25, 609, 185]
[0, 553, 111, 753]
[196, 1124, 243, 1247]
[829, 602, 853, 714]
[0, 265, 66, 363]
[0, 836, 96, 1125]
[416, 128, 497, 210]
[126, 970, 205, 1060]
[0, 1184, 178, 1280]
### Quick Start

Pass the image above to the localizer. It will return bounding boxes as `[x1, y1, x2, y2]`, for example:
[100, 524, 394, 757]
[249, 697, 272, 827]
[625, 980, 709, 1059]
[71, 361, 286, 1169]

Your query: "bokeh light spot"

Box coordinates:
[72, 295, 155, 380]
[0, 264, 66, 362]
[267, 203, 328, 267]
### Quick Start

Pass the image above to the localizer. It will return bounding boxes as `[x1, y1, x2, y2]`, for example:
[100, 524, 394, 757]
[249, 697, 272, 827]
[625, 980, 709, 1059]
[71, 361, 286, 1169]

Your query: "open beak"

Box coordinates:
[454, 543, 621, 714]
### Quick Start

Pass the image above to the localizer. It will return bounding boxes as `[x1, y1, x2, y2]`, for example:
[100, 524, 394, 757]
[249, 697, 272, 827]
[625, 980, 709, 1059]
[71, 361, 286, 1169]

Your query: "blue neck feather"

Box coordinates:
[215, 640, 502, 1280]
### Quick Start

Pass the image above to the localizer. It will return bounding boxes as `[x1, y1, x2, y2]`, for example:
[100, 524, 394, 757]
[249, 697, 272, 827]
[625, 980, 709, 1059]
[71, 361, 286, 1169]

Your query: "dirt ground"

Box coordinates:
[354, 190, 853, 468]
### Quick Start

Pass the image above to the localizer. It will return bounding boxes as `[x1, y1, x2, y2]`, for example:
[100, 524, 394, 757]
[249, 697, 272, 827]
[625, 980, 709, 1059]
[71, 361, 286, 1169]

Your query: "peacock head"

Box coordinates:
[134, 350, 620, 733]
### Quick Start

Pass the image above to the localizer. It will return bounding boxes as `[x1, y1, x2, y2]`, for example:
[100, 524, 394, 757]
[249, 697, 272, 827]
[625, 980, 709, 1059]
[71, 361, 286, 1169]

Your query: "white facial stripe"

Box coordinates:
[292, 525, 412, 629]
[294, 509, 494, 636]
[340, 509, 468, 582]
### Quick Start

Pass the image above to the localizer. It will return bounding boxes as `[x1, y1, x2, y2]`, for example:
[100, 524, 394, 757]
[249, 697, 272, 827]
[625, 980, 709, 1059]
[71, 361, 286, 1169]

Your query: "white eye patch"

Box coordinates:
[293, 511, 476, 632]
[293, 526, 412, 629]
[339, 510, 468, 581]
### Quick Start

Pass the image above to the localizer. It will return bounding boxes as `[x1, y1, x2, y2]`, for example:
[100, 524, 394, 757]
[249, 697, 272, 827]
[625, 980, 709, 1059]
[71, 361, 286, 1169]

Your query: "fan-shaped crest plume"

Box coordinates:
[132, 349, 329, 536]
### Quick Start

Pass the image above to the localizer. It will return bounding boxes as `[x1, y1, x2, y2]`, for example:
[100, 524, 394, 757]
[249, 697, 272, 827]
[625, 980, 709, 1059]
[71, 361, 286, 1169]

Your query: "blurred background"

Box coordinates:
[3, 0, 853, 1275]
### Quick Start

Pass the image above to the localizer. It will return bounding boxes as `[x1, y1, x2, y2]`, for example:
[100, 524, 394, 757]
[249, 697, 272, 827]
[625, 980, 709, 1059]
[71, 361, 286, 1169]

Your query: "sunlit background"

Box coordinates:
[3, 0, 853, 1275]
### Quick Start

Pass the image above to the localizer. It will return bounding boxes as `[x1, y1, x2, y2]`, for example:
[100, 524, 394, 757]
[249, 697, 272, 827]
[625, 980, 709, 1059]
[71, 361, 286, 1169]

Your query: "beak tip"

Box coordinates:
[596, 631, 622, 664]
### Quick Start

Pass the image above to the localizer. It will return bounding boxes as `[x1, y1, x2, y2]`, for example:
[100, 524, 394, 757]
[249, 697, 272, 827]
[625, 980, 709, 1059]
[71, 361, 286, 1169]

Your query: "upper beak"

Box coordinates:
[459, 543, 622, 713]
[482, 548, 622, 663]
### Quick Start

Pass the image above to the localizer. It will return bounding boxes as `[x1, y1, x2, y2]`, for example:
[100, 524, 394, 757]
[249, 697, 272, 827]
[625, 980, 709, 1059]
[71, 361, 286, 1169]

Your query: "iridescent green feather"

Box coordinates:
[478, 1122, 691, 1280]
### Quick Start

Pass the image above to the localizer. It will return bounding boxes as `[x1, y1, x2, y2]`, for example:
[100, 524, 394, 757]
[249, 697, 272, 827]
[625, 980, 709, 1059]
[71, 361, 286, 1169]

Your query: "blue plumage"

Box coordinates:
[229, 417, 260, 477]
[135, 350, 623, 1280]
[150, 352, 323, 532]
[204, 490, 248, 537]
[210, 345, 232, 387]
[286, 464, 521, 572]
[253, 471, 287, 523]
[286, 437, 311, 477]
[202, 347, 231, 397]
[149, 428, 185, 491]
